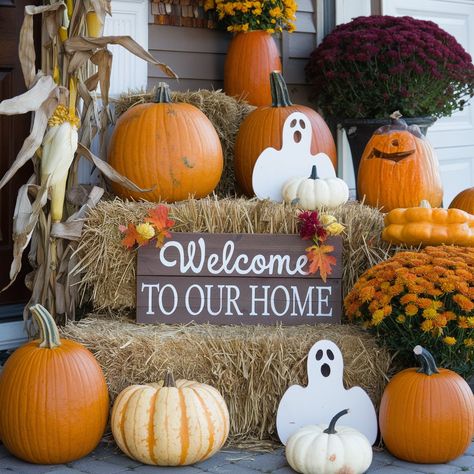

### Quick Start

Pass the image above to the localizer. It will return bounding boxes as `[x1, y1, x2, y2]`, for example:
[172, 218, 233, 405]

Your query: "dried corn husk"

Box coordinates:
[0, 1, 176, 322]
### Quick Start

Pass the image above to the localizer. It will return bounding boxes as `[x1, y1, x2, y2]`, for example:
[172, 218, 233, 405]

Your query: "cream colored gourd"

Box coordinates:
[111, 373, 229, 466]
[286, 409, 373, 474]
[282, 165, 349, 209]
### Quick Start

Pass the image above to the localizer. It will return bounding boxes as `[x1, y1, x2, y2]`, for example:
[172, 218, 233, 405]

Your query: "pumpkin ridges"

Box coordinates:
[0, 338, 108, 464]
[148, 391, 159, 465]
[449, 187, 474, 214]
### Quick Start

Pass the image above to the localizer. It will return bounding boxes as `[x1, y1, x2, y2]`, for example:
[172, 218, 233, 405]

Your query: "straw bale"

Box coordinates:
[75, 197, 400, 313]
[61, 317, 392, 444]
[113, 89, 254, 196]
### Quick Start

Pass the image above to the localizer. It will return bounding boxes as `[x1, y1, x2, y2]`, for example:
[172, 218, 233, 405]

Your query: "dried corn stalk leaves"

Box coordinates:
[0, 1, 176, 323]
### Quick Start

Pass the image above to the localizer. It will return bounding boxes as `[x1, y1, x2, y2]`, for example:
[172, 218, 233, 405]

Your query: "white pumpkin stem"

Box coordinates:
[164, 371, 176, 387]
[30, 304, 61, 349]
[414, 345, 440, 376]
[309, 165, 318, 180]
[420, 200, 431, 208]
[323, 409, 350, 435]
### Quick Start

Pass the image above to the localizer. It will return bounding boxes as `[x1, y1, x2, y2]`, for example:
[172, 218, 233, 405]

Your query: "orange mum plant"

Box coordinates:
[344, 246, 474, 377]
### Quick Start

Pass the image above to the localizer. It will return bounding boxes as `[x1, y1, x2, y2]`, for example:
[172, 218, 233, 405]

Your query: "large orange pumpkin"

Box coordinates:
[234, 71, 337, 196]
[449, 187, 474, 214]
[0, 305, 109, 464]
[108, 82, 223, 202]
[358, 113, 443, 211]
[224, 31, 282, 106]
[379, 345, 474, 464]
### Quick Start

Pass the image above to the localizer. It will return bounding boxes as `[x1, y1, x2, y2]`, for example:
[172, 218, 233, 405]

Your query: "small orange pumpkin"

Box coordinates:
[358, 113, 443, 211]
[382, 199, 474, 246]
[379, 345, 474, 463]
[449, 187, 474, 214]
[224, 31, 282, 106]
[234, 71, 337, 196]
[0, 305, 109, 464]
[108, 82, 223, 203]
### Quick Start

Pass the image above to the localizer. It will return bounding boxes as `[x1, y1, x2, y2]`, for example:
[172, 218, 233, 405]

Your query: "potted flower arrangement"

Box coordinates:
[204, 0, 297, 105]
[305, 15, 474, 178]
[344, 246, 474, 378]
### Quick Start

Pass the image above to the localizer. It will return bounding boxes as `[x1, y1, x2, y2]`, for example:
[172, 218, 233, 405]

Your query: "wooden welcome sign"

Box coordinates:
[137, 233, 342, 325]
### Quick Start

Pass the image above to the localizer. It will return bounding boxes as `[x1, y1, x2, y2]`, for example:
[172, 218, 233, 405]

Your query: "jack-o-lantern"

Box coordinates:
[358, 112, 443, 212]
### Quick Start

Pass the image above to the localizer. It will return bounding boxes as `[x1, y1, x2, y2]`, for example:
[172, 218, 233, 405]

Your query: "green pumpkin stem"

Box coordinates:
[30, 304, 61, 349]
[154, 82, 172, 104]
[270, 71, 292, 107]
[164, 371, 176, 387]
[309, 165, 318, 180]
[414, 345, 440, 376]
[323, 409, 349, 435]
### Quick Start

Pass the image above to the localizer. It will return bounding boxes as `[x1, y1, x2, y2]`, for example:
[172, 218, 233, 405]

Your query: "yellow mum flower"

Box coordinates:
[405, 304, 418, 316]
[136, 223, 155, 240]
[464, 338, 474, 348]
[467, 317, 474, 328]
[320, 214, 336, 226]
[422, 308, 438, 320]
[372, 309, 385, 326]
[396, 315, 406, 324]
[241, 23, 249, 31]
[420, 320, 433, 332]
[326, 222, 345, 236]
[443, 336, 456, 346]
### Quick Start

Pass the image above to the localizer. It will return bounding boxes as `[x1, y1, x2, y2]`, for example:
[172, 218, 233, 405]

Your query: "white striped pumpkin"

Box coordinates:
[111, 374, 230, 466]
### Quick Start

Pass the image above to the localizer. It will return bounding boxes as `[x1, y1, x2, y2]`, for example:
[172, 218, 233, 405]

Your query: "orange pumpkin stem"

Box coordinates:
[154, 82, 172, 104]
[323, 408, 349, 434]
[413, 345, 439, 376]
[270, 71, 292, 108]
[30, 304, 61, 349]
[164, 371, 176, 387]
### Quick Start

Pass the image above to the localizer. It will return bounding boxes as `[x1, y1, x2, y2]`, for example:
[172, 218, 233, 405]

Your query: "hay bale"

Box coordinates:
[61, 317, 392, 444]
[113, 89, 255, 196]
[75, 197, 398, 312]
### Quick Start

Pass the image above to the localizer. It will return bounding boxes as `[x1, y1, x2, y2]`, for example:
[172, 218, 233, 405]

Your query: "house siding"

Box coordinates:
[147, 0, 317, 105]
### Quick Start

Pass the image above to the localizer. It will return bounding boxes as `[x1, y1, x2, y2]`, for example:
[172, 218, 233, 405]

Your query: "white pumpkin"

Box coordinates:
[282, 165, 349, 209]
[286, 409, 373, 474]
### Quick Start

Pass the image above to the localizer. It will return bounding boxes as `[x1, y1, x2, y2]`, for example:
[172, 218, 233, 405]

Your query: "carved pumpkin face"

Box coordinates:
[358, 117, 443, 211]
[369, 124, 418, 162]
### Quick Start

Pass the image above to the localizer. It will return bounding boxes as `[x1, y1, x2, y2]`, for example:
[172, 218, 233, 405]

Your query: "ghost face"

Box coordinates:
[307, 340, 344, 385]
[282, 112, 312, 150]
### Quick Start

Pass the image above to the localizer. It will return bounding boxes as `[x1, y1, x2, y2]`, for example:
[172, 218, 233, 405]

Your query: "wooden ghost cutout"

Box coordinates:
[252, 112, 336, 202]
[276, 339, 378, 445]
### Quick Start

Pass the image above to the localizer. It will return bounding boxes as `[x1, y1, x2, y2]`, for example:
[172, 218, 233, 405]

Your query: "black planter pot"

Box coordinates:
[339, 116, 437, 185]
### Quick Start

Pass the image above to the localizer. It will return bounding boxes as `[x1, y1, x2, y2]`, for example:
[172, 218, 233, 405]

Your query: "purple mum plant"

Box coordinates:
[305, 15, 474, 119]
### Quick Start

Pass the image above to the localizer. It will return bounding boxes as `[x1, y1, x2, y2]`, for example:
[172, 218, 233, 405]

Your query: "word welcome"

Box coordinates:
[160, 238, 308, 276]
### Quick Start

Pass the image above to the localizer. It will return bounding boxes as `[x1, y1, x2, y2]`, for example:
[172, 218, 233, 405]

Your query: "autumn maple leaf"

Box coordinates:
[306, 244, 337, 282]
[145, 205, 175, 248]
[119, 223, 149, 249]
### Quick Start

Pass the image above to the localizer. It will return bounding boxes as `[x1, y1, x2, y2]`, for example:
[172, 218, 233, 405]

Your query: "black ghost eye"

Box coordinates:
[321, 363, 331, 377]
[315, 349, 323, 361]
[299, 120, 306, 129]
[290, 119, 297, 127]
[327, 349, 334, 360]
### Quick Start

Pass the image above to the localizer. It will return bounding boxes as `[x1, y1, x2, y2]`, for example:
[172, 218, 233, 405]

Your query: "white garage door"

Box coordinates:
[381, 0, 474, 206]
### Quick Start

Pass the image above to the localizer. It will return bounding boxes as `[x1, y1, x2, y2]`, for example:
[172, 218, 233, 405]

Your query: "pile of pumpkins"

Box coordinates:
[356, 112, 474, 247]
[0, 304, 472, 472]
[108, 72, 350, 209]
